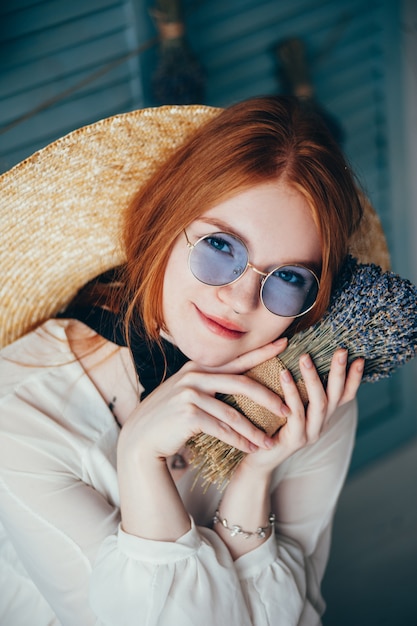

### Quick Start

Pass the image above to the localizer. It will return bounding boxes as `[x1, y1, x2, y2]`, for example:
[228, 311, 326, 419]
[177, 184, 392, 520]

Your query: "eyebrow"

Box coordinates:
[194, 217, 322, 274]
[196, 217, 244, 240]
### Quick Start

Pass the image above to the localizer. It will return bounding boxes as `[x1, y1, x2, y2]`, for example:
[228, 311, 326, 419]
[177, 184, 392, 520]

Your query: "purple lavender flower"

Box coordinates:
[187, 256, 417, 489]
[283, 256, 417, 383]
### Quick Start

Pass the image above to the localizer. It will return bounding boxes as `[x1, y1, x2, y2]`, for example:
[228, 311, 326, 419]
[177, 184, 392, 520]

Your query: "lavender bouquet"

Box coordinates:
[187, 256, 417, 489]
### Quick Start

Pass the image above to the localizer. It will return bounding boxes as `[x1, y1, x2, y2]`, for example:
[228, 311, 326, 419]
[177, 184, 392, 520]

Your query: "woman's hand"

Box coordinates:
[118, 337, 290, 466]
[213, 349, 363, 560]
[117, 337, 290, 541]
[239, 348, 364, 476]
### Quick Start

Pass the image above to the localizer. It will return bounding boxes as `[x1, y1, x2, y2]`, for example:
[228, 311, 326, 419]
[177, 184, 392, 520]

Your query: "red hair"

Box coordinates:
[121, 96, 363, 340]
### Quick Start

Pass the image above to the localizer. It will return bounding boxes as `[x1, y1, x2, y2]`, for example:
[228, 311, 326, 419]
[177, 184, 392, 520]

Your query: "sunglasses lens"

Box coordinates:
[188, 232, 319, 317]
[261, 265, 319, 317]
[189, 233, 248, 285]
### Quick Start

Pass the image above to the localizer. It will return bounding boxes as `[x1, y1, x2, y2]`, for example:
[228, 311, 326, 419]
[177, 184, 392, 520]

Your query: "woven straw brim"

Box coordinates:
[0, 105, 219, 349]
[0, 104, 390, 349]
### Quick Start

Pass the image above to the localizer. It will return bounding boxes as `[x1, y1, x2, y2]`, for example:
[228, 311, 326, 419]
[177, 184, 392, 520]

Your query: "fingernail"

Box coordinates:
[338, 349, 348, 365]
[356, 359, 365, 372]
[248, 442, 259, 452]
[264, 437, 274, 449]
[301, 354, 313, 369]
[281, 404, 291, 417]
[281, 369, 291, 383]
[274, 337, 288, 348]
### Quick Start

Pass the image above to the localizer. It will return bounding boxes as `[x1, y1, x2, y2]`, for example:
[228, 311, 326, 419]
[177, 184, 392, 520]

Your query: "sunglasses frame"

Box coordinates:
[184, 229, 320, 318]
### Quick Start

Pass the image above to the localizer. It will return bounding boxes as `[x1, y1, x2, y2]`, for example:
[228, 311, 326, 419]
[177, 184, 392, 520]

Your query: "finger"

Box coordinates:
[144, 383, 267, 456]
[338, 358, 364, 405]
[298, 354, 329, 440]
[181, 369, 289, 426]
[213, 337, 288, 374]
[278, 368, 306, 438]
[187, 393, 274, 452]
[325, 349, 349, 412]
[190, 381, 290, 449]
[188, 411, 261, 453]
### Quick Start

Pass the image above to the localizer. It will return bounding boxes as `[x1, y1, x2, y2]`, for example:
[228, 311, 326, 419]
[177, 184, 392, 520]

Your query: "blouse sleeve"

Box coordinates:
[0, 354, 122, 626]
[90, 519, 306, 626]
[90, 401, 357, 626]
[270, 399, 358, 624]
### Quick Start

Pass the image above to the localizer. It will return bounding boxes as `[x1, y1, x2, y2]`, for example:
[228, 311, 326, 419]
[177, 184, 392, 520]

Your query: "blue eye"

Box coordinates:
[274, 269, 305, 286]
[205, 235, 233, 255]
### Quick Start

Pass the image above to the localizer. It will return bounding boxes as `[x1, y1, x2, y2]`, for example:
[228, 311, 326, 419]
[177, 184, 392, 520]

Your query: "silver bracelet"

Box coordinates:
[213, 502, 275, 540]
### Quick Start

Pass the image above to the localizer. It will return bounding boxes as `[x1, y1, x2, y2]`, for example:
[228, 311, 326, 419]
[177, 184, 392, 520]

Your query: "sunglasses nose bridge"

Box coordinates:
[219, 263, 263, 313]
[247, 264, 269, 297]
[247, 262, 268, 280]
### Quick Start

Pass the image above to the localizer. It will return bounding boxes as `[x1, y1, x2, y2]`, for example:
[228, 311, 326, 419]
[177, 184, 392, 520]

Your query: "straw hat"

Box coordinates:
[0, 104, 390, 350]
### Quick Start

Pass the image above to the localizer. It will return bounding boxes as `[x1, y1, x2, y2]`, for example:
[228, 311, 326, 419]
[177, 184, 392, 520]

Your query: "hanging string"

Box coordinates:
[0, 36, 157, 136]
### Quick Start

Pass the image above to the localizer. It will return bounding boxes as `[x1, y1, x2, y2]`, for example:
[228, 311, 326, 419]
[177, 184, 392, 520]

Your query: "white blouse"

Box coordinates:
[0, 319, 357, 626]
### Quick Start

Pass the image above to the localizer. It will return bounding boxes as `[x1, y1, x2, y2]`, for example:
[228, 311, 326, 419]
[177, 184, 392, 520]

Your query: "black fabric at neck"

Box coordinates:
[58, 306, 189, 399]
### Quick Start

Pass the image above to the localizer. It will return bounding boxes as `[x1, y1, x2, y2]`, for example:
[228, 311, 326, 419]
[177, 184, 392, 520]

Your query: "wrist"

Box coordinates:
[213, 500, 275, 540]
[118, 419, 170, 469]
[213, 466, 274, 559]
[231, 454, 274, 488]
[118, 448, 190, 541]
[118, 440, 168, 478]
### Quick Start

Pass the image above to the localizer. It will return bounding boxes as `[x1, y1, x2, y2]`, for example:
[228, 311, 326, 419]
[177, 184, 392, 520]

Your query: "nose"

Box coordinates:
[217, 267, 261, 314]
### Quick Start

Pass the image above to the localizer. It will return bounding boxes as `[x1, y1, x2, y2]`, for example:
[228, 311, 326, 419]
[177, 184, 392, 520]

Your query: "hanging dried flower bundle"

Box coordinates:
[187, 256, 417, 490]
[151, 0, 205, 105]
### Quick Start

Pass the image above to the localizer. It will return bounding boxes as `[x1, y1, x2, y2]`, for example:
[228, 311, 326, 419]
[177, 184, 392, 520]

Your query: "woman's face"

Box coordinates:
[162, 180, 322, 367]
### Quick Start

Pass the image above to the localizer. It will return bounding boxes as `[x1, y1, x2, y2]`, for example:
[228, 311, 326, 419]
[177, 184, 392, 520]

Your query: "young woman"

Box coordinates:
[0, 96, 367, 625]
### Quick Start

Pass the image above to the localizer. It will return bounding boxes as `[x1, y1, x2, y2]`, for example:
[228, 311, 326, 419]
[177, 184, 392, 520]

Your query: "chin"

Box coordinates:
[180, 343, 236, 368]
[197, 355, 232, 368]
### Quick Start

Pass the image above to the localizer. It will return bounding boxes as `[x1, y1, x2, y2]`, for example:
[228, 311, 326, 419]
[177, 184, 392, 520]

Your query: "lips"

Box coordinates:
[195, 306, 246, 339]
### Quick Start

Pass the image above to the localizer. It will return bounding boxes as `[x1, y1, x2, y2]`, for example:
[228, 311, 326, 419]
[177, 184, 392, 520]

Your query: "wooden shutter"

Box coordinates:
[1, 0, 413, 471]
[168, 0, 416, 471]
[0, 0, 146, 172]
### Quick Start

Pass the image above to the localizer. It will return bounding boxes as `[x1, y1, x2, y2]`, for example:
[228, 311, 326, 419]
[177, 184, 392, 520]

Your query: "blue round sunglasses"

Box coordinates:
[184, 230, 320, 318]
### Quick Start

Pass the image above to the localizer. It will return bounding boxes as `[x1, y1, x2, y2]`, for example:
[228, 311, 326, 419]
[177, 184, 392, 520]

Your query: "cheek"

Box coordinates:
[162, 269, 180, 322]
[162, 246, 194, 325]
[256, 315, 294, 343]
